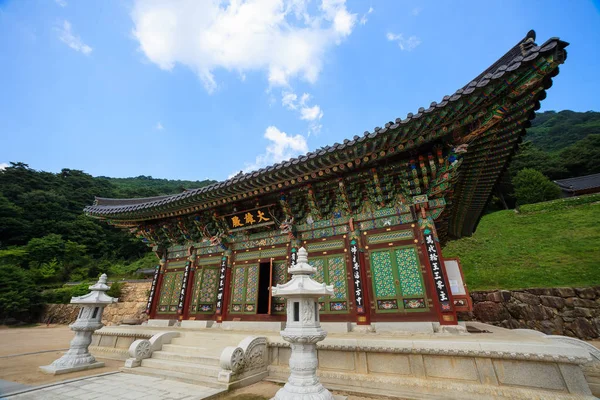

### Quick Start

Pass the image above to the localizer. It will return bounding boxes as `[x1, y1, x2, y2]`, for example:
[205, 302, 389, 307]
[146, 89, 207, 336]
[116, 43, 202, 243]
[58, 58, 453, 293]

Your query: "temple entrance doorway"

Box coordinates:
[257, 261, 272, 314]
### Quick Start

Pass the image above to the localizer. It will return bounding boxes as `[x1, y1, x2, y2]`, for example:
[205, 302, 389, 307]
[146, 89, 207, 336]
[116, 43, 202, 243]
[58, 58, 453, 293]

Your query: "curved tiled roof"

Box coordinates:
[85, 31, 568, 239]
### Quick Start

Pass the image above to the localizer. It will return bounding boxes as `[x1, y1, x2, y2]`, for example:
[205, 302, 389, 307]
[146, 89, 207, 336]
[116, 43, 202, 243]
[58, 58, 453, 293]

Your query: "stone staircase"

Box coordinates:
[120, 330, 269, 391]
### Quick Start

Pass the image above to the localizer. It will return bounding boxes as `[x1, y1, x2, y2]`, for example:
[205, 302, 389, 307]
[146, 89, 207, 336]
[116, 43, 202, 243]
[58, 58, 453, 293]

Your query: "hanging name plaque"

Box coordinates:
[223, 205, 275, 232]
[424, 229, 452, 311]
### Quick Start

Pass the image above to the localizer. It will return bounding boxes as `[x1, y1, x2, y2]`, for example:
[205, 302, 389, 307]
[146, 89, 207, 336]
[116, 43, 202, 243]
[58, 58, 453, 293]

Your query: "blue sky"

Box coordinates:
[1, 0, 599, 182]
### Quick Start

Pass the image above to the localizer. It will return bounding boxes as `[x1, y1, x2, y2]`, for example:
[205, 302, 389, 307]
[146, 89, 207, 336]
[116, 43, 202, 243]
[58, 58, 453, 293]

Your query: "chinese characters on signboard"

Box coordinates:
[349, 240, 365, 314]
[224, 206, 274, 231]
[215, 256, 227, 314]
[424, 230, 452, 311]
[145, 265, 160, 314]
[177, 261, 191, 314]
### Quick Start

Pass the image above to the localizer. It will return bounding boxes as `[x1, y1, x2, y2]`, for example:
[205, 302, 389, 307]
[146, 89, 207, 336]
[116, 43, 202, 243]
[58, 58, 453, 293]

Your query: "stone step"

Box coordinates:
[161, 343, 214, 356]
[141, 358, 221, 378]
[152, 350, 220, 366]
[120, 366, 226, 390]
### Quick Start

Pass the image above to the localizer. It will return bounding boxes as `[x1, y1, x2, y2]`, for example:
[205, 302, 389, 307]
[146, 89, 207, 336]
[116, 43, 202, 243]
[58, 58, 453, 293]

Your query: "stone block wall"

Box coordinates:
[42, 281, 151, 326]
[458, 286, 600, 339]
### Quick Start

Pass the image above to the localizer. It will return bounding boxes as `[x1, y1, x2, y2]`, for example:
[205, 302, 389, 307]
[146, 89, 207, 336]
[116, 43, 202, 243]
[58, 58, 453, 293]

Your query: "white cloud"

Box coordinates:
[55, 0, 67, 7]
[0, 163, 9, 171]
[359, 6, 373, 25]
[387, 32, 421, 51]
[155, 122, 164, 130]
[56, 20, 92, 55]
[231, 126, 308, 176]
[412, 7, 421, 16]
[280, 90, 324, 136]
[300, 105, 323, 121]
[131, 0, 357, 92]
[282, 91, 298, 110]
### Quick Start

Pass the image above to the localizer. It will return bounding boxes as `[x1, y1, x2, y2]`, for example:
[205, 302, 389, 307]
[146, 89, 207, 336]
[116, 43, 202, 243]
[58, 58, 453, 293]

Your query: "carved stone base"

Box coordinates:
[39, 361, 104, 375]
[273, 382, 335, 400]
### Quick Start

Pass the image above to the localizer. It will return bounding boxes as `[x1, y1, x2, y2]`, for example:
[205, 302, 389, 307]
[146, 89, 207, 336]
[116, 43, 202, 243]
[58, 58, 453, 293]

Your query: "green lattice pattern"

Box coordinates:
[273, 262, 287, 303]
[367, 230, 414, 244]
[261, 247, 288, 258]
[232, 267, 246, 303]
[246, 265, 259, 303]
[235, 251, 261, 261]
[306, 240, 345, 252]
[308, 256, 349, 313]
[371, 251, 397, 297]
[328, 256, 348, 300]
[395, 247, 424, 296]
[165, 260, 186, 270]
[311, 258, 325, 284]
[198, 268, 219, 302]
[158, 271, 183, 313]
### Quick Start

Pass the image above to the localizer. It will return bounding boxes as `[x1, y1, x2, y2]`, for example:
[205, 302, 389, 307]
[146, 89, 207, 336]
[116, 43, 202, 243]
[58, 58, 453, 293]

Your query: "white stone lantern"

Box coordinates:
[271, 247, 334, 400]
[40, 273, 118, 375]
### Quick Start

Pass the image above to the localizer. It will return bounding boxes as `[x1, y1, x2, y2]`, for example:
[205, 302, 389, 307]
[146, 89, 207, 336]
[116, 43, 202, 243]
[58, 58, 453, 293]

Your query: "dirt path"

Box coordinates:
[0, 324, 121, 388]
[0, 325, 73, 356]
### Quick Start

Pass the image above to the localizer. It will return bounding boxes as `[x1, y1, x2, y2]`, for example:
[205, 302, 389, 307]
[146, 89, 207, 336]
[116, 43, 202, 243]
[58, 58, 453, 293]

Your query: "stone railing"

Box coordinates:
[124, 331, 180, 368]
[458, 286, 600, 340]
[219, 336, 269, 389]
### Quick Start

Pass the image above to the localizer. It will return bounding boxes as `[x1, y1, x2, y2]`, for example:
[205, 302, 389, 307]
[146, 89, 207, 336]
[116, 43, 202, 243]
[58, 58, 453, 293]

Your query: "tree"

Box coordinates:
[0, 264, 42, 322]
[559, 134, 600, 177]
[512, 169, 561, 206]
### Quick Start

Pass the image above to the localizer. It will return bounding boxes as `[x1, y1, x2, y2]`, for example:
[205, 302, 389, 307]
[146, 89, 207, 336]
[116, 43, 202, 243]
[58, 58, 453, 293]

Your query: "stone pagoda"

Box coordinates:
[271, 247, 334, 400]
[40, 273, 118, 375]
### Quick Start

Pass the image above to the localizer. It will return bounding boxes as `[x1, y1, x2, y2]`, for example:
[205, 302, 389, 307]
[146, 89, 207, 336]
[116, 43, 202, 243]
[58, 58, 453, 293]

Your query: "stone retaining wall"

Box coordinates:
[42, 281, 151, 326]
[458, 286, 600, 339]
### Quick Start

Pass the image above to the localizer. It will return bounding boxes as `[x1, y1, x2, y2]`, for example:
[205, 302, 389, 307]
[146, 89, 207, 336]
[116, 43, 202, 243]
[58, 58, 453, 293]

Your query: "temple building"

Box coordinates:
[85, 31, 567, 328]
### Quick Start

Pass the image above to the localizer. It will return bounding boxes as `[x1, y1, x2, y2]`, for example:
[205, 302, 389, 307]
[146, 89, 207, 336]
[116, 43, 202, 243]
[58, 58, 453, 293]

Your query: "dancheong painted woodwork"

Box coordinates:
[84, 31, 568, 326]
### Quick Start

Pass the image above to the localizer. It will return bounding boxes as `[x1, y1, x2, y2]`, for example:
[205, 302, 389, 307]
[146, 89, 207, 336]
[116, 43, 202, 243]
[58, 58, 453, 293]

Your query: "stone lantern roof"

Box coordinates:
[271, 247, 333, 298]
[70, 274, 119, 305]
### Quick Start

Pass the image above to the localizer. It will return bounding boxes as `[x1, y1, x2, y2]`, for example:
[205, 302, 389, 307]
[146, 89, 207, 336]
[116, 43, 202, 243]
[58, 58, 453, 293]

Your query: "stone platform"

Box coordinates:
[89, 321, 598, 399]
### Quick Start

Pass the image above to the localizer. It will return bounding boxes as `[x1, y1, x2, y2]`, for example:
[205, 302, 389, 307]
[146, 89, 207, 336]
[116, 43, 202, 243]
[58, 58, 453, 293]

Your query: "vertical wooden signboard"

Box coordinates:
[145, 265, 160, 314]
[215, 256, 227, 315]
[349, 239, 366, 315]
[423, 229, 451, 312]
[177, 261, 192, 315]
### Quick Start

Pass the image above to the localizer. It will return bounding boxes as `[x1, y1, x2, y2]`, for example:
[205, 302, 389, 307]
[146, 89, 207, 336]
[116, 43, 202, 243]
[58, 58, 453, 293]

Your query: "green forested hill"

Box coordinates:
[525, 110, 600, 152]
[102, 175, 215, 198]
[0, 163, 215, 287]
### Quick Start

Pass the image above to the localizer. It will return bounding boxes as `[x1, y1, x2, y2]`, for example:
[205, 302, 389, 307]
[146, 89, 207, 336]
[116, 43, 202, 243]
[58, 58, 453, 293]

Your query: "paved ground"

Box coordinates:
[3, 372, 224, 400]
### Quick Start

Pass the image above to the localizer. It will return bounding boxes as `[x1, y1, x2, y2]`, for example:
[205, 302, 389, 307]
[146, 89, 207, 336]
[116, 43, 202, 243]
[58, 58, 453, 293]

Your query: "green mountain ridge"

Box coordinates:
[526, 110, 600, 152]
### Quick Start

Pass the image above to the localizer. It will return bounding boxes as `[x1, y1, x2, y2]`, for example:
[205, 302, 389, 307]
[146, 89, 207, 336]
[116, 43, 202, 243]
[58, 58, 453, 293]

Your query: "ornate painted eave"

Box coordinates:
[84, 31, 568, 239]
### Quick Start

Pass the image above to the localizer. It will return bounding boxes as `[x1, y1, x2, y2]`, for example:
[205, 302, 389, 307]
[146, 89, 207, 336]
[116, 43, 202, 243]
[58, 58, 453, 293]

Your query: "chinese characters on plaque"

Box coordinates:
[349, 239, 365, 314]
[224, 206, 274, 231]
[215, 256, 227, 315]
[424, 229, 452, 311]
[145, 265, 160, 314]
[177, 261, 192, 314]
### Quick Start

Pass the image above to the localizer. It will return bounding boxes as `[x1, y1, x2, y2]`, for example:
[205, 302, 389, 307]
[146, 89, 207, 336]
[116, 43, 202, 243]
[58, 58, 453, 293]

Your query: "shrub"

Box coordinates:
[513, 168, 561, 206]
[106, 281, 124, 299]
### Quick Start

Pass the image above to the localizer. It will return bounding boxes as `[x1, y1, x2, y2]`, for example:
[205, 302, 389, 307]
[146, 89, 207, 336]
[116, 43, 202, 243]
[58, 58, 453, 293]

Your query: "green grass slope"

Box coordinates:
[443, 195, 600, 291]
